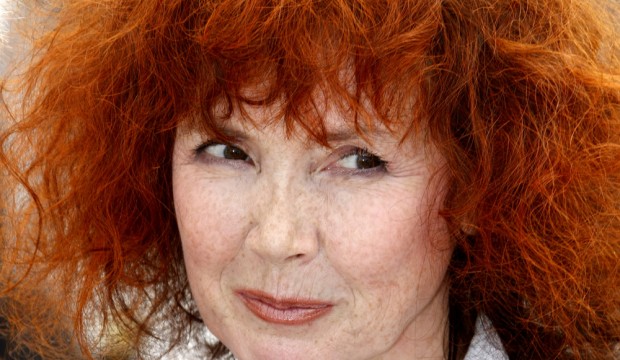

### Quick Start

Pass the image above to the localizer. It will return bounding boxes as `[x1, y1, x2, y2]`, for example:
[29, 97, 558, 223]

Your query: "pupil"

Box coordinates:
[356, 153, 382, 169]
[224, 146, 247, 160]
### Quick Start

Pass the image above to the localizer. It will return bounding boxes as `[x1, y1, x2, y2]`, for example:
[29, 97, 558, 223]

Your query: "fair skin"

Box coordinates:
[172, 101, 454, 360]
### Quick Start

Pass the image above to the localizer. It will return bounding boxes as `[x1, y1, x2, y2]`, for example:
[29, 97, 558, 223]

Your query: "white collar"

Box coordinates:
[463, 315, 509, 360]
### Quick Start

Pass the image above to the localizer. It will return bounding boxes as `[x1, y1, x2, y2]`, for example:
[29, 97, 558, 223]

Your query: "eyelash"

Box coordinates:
[193, 141, 210, 155]
[193, 140, 253, 164]
[335, 147, 388, 173]
[193, 141, 387, 173]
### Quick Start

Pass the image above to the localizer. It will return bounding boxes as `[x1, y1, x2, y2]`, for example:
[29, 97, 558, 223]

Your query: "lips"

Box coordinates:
[236, 290, 333, 325]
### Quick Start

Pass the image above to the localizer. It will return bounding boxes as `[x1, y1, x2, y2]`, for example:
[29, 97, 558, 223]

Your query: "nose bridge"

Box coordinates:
[250, 168, 318, 263]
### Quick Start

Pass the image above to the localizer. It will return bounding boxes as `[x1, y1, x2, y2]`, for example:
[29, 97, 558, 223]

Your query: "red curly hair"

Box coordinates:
[1, 0, 619, 359]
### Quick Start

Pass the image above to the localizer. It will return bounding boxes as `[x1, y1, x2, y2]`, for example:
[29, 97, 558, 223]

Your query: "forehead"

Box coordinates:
[174, 0, 437, 149]
[230, 103, 402, 146]
[186, 79, 421, 147]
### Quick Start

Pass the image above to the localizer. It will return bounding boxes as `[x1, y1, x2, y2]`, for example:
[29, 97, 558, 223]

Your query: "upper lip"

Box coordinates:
[236, 289, 333, 308]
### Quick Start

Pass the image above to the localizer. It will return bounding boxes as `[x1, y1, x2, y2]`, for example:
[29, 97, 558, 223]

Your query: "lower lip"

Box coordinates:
[237, 291, 333, 325]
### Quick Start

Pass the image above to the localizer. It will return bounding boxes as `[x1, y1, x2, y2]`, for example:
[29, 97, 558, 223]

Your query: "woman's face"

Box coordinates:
[172, 102, 454, 360]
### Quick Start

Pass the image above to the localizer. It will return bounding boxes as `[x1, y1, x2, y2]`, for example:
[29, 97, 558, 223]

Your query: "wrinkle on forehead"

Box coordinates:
[187, 77, 422, 149]
[200, 100, 419, 155]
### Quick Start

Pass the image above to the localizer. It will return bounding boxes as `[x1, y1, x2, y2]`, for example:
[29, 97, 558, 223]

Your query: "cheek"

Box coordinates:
[325, 187, 451, 291]
[173, 176, 248, 270]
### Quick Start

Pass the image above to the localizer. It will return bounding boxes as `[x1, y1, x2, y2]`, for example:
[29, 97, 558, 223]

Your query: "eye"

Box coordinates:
[336, 148, 386, 171]
[195, 141, 252, 163]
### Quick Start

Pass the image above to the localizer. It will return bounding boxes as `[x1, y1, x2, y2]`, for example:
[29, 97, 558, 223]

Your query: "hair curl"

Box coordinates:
[1, 0, 619, 359]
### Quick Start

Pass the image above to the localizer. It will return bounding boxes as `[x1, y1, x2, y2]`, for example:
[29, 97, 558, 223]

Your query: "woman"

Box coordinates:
[1, 0, 619, 359]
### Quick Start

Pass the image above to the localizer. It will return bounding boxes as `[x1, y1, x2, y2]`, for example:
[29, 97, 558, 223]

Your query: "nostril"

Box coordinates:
[285, 253, 307, 261]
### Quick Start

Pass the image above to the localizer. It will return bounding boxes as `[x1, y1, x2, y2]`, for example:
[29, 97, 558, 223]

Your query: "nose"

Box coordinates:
[248, 174, 320, 264]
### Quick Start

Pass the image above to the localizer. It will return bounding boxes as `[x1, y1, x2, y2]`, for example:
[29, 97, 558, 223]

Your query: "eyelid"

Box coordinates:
[193, 139, 254, 166]
[326, 145, 388, 174]
[194, 139, 240, 155]
[193, 140, 223, 158]
[193, 140, 217, 154]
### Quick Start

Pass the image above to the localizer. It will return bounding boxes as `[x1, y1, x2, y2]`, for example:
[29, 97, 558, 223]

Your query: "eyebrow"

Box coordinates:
[325, 129, 359, 142]
[325, 127, 393, 144]
[213, 122, 395, 145]
[211, 124, 250, 142]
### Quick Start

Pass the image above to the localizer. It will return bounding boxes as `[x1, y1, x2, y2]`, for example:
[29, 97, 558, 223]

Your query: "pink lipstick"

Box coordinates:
[236, 290, 333, 325]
